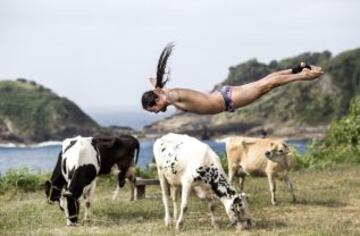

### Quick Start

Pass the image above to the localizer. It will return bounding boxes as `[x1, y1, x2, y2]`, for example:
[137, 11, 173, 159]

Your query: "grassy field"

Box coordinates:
[0, 165, 359, 235]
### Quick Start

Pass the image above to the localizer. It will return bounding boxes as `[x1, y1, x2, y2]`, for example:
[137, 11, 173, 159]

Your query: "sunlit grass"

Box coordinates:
[0, 165, 360, 235]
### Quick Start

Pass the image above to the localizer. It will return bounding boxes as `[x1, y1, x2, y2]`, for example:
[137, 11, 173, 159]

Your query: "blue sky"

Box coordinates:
[0, 0, 359, 112]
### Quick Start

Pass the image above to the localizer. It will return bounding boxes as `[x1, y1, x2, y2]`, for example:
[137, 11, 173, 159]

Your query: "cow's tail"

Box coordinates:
[133, 138, 140, 166]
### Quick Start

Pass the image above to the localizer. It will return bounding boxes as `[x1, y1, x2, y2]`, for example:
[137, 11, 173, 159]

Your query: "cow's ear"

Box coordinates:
[63, 191, 73, 198]
[241, 192, 250, 201]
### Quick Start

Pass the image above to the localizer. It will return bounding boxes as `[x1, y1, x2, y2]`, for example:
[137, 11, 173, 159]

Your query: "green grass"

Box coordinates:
[1, 165, 360, 235]
[0, 168, 49, 194]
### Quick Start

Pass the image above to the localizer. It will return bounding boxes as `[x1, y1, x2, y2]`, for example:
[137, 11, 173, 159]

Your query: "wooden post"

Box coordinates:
[135, 185, 146, 200]
[134, 177, 160, 200]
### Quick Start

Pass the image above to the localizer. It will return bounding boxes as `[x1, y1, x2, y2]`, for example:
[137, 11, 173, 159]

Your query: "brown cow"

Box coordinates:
[224, 136, 296, 205]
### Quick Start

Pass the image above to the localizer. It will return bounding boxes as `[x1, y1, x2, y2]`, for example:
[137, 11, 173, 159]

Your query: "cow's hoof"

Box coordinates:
[243, 219, 252, 229]
[175, 221, 183, 230]
[164, 218, 171, 227]
[271, 201, 277, 206]
[236, 220, 251, 231]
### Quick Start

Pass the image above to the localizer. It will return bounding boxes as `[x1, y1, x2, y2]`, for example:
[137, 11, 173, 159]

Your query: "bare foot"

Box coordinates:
[299, 66, 324, 81]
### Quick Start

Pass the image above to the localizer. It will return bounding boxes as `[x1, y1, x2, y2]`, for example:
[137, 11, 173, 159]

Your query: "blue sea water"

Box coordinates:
[0, 139, 308, 175]
[0, 110, 309, 175]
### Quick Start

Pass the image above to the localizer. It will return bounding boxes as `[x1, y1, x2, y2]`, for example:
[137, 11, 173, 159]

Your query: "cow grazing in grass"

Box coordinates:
[94, 135, 139, 200]
[45, 136, 100, 226]
[45, 135, 139, 226]
[153, 133, 251, 231]
[224, 136, 296, 205]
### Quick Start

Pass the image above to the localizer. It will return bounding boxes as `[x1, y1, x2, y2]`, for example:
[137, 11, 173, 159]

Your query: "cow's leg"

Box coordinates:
[126, 167, 136, 201]
[284, 175, 296, 203]
[176, 180, 192, 230]
[117, 167, 127, 188]
[84, 180, 96, 222]
[127, 175, 135, 201]
[228, 163, 235, 184]
[111, 166, 121, 201]
[267, 174, 277, 205]
[112, 167, 135, 201]
[170, 186, 178, 220]
[207, 198, 218, 229]
[238, 170, 247, 192]
[112, 185, 120, 201]
[158, 172, 171, 226]
[112, 167, 128, 201]
[228, 165, 239, 190]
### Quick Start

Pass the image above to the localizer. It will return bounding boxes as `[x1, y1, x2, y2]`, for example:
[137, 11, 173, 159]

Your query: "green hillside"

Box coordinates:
[0, 79, 100, 142]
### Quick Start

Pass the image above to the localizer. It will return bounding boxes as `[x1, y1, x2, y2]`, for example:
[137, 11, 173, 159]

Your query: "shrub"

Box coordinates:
[0, 168, 47, 193]
[136, 167, 158, 179]
[296, 96, 360, 169]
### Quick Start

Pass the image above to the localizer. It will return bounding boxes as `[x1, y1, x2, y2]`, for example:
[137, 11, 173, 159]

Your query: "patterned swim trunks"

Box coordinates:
[219, 85, 234, 112]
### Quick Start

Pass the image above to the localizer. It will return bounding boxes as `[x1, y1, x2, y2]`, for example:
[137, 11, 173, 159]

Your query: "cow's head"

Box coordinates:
[45, 151, 66, 204]
[264, 140, 291, 162]
[60, 191, 80, 226]
[45, 180, 62, 204]
[226, 193, 252, 230]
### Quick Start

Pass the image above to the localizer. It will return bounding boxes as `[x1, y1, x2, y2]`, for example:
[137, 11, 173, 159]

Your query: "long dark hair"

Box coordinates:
[155, 42, 174, 88]
[142, 42, 174, 109]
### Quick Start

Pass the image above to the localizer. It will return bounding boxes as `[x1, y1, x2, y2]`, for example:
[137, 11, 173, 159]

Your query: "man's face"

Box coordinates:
[147, 95, 167, 113]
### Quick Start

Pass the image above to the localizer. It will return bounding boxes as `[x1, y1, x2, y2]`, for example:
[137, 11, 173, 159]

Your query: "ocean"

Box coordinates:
[0, 110, 309, 175]
[0, 140, 222, 174]
[0, 139, 309, 175]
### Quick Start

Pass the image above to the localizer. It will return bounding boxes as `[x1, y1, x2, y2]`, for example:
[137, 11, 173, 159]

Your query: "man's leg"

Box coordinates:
[231, 66, 323, 109]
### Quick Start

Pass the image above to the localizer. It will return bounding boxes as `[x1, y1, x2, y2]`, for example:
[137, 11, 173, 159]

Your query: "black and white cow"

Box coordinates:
[153, 133, 251, 231]
[45, 136, 99, 226]
[94, 135, 139, 200]
[45, 135, 139, 226]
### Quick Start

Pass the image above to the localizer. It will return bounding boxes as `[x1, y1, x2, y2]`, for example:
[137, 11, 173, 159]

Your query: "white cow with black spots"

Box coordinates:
[153, 133, 251, 230]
